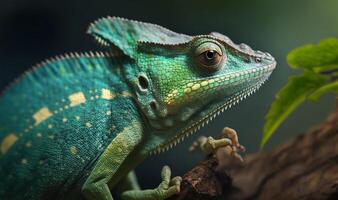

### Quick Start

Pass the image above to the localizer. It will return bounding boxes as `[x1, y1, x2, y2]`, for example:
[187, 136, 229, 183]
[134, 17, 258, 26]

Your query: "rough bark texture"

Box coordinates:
[170, 99, 338, 200]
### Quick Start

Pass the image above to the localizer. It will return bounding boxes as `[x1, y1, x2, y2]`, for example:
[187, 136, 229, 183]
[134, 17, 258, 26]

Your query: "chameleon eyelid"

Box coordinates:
[195, 42, 223, 56]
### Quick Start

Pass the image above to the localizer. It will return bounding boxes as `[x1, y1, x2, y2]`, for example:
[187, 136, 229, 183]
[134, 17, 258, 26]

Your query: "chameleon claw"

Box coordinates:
[169, 176, 182, 194]
[222, 127, 241, 148]
[207, 136, 233, 150]
[160, 165, 171, 185]
[170, 176, 182, 187]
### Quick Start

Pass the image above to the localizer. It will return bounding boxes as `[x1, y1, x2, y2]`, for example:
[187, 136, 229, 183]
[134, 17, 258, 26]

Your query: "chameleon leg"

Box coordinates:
[82, 122, 144, 200]
[121, 166, 181, 200]
[118, 171, 141, 192]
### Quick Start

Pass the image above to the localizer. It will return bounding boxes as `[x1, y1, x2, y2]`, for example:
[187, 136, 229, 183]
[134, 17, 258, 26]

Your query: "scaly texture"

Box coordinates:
[0, 17, 276, 200]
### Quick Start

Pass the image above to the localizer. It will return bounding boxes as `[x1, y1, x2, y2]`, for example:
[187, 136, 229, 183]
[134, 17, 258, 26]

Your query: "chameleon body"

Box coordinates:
[0, 17, 276, 200]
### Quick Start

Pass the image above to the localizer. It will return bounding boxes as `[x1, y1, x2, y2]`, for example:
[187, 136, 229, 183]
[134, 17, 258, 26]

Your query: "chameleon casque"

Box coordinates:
[0, 17, 276, 200]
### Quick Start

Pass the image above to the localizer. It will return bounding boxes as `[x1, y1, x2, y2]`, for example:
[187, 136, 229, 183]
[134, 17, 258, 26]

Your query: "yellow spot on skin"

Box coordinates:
[21, 159, 28, 165]
[201, 81, 208, 86]
[121, 91, 133, 97]
[33, 107, 53, 125]
[95, 95, 100, 99]
[48, 124, 53, 129]
[86, 122, 92, 128]
[25, 141, 32, 148]
[69, 92, 86, 107]
[106, 111, 112, 116]
[70, 146, 78, 155]
[36, 133, 42, 137]
[184, 88, 191, 93]
[48, 135, 55, 140]
[187, 83, 194, 87]
[75, 116, 80, 121]
[1, 134, 18, 154]
[64, 105, 69, 109]
[62, 118, 68, 122]
[192, 83, 201, 91]
[101, 89, 116, 100]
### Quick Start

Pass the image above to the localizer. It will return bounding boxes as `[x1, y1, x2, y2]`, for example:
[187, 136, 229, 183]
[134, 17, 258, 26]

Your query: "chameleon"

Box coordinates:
[0, 17, 276, 200]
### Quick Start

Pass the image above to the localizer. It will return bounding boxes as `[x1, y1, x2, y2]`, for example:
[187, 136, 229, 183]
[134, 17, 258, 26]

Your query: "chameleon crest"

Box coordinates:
[0, 17, 276, 200]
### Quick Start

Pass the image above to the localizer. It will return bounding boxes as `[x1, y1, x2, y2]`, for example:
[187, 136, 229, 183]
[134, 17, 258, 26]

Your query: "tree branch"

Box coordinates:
[170, 98, 338, 200]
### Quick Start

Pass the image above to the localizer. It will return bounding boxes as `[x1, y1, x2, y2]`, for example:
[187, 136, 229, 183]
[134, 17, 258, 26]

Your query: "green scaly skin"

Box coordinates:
[0, 17, 276, 200]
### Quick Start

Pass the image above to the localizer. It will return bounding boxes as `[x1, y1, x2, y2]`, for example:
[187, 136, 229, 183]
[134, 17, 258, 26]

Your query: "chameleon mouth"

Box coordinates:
[149, 62, 275, 155]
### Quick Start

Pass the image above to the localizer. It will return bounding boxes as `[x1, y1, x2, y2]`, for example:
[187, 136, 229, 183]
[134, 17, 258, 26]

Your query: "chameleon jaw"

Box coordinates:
[149, 76, 269, 156]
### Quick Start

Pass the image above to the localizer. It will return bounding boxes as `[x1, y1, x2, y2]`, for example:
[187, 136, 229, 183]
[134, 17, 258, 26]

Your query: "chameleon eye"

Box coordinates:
[195, 42, 224, 70]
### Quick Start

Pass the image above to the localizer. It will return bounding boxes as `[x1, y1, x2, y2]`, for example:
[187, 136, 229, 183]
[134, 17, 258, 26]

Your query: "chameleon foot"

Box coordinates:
[121, 166, 181, 200]
[189, 127, 245, 162]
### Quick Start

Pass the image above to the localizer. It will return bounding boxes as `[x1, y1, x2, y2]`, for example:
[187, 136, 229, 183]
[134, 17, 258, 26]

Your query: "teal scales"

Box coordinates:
[0, 17, 276, 200]
[0, 53, 143, 199]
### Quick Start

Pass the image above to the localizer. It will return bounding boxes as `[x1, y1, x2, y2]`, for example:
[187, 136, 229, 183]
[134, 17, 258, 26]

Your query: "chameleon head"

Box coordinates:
[133, 34, 276, 153]
[88, 17, 276, 154]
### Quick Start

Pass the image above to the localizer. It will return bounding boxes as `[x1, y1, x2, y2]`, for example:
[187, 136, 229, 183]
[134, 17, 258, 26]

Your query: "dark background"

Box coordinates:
[0, 0, 337, 191]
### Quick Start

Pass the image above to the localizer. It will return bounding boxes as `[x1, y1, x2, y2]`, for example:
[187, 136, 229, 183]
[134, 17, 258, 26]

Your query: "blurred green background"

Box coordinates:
[0, 0, 337, 191]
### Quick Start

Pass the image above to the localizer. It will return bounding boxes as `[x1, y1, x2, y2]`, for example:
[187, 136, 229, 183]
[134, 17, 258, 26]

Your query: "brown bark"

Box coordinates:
[170, 99, 338, 200]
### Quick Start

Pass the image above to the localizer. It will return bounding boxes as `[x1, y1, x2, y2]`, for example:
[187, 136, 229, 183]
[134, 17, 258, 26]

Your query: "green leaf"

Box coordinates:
[312, 64, 338, 73]
[287, 38, 338, 72]
[308, 81, 338, 102]
[260, 72, 328, 148]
